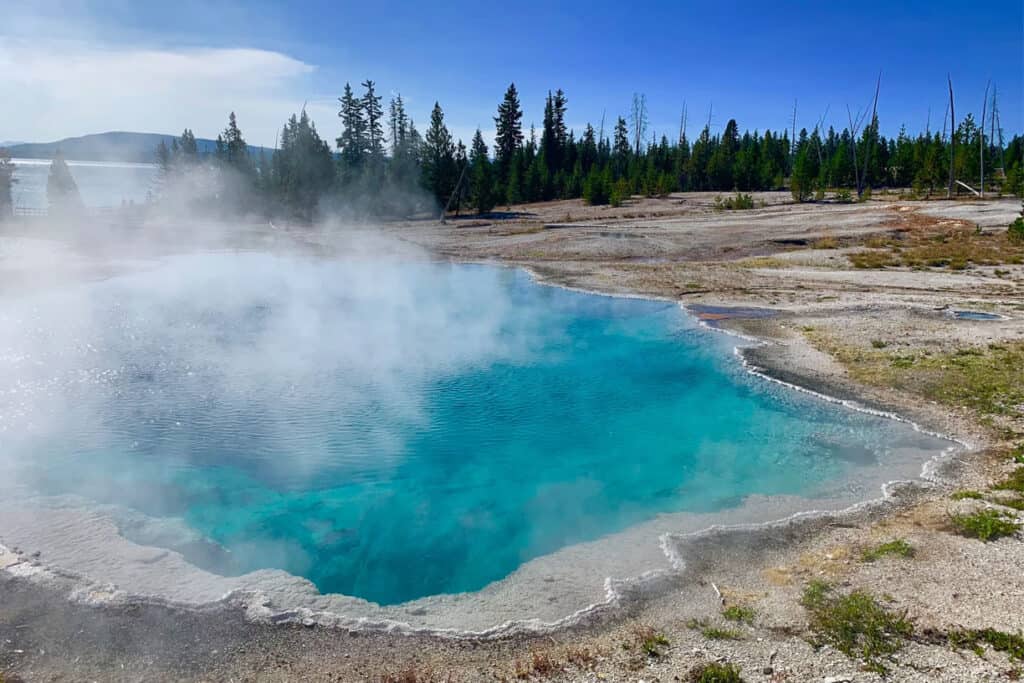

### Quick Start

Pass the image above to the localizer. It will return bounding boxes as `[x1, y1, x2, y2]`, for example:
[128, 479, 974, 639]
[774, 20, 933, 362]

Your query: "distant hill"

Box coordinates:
[3, 132, 274, 164]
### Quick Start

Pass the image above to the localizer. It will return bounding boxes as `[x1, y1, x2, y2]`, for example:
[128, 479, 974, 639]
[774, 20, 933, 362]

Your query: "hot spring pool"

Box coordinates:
[0, 253, 952, 607]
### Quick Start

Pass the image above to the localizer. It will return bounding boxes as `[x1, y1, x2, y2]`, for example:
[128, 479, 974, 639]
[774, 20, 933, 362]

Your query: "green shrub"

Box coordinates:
[714, 192, 755, 210]
[687, 662, 745, 682]
[951, 490, 984, 501]
[801, 581, 912, 673]
[834, 189, 853, 203]
[640, 631, 669, 657]
[861, 538, 915, 562]
[948, 628, 1024, 661]
[722, 604, 756, 624]
[1009, 216, 1024, 243]
[951, 508, 1021, 541]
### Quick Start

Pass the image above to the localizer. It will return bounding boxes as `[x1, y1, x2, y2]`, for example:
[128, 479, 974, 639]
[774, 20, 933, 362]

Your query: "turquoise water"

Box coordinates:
[1, 254, 948, 605]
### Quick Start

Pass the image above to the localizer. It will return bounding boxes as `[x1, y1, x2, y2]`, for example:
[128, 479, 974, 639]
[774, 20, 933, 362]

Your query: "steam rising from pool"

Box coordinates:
[0, 248, 952, 606]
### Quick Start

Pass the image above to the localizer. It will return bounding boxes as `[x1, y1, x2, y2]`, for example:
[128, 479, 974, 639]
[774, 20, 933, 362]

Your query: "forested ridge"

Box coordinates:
[153, 81, 1024, 219]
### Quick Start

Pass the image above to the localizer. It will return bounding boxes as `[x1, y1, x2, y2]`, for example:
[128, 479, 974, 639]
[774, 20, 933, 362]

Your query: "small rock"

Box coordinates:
[822, 676, 854, 683]
[762, 666, 774, 675]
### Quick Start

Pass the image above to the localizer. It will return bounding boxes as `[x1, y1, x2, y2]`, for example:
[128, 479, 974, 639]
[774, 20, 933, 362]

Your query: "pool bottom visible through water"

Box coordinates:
[1, 254, 953, 606]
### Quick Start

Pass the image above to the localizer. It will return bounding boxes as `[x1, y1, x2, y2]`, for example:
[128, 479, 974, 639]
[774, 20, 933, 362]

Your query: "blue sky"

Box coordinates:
[2, 0, 1021, 148]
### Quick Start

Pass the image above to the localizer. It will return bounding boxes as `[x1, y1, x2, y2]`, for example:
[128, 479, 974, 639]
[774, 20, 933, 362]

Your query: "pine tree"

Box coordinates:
[337, 83, 367, 185]
[221, 112, 251, 172]
[361, 80, 385, 160]
[47, 150, 83, 213]
[469, 129, 495, 214]
[388, 94, 409, 153]
[613, 117, 631, 176]
[421, 102, 457, 206]
[494, 83, 524, 185]
[0, 148, 14, 219]
[273, 109, 336, 219]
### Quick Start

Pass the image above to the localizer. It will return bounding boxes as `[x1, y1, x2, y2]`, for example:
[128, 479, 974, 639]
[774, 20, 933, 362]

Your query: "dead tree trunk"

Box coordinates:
[947, 75, 956, 199]
[858, 73, 881, 198]
[980, 80, 990, 198]
[847, 105, 862, 197]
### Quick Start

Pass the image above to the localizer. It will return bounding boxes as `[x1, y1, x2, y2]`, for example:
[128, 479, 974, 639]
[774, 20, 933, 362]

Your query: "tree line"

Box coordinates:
[3, 80, 1020, 222]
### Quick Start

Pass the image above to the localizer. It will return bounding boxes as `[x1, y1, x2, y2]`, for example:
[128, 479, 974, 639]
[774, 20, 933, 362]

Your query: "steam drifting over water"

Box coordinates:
[0, 236, 954, 610]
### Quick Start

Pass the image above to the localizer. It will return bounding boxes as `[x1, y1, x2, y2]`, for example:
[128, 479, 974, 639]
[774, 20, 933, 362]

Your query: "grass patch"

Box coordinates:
[802, 334, 1024, 419]
[951, 490, 985, 501]
[950, 508, 1021, 541]
[687, 662, 746, 682]
[685, 618, 743, 641]
[800, 581, 912, 674]
[871, 339, 888, 349]
[994, 468, 1024, 495]
[722, 604, 756, 624]
[861, 538, 915, 562]
[737, 256, 786, 269]
[949, 628, 1024, 661]
[1013, 445, 1024, 465]
[701, 626, 743, 640]
[849, 249, 899, 268]
[849, 224, 1024, 270]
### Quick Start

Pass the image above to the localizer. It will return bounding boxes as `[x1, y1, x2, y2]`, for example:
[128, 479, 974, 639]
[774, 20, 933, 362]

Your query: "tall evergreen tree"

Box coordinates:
[494, 83, 524, 184]
[421, 102, 457, 206]
[469, 129, 495, 214]
[47, 150, 83, 213]
[220, 112, 251, 172]
[272, 109, 336, 219]
[361, 80, 385, 160]
[337, 83, 367, 184]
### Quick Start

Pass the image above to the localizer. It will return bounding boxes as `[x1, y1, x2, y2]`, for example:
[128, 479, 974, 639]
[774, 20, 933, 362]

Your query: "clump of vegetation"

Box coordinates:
[834, 189, 854, 203]
[994, 468, 1024, 494]
[1012, 445, 1024, 465]
[849, 249, 899, 268]
[714, 192, 755, 210]
[641, 631, 670, 656]
[871, 339, 888, 349]
[624, 625, 670, 658]
[687, 661, 746, 682]
[685, 618, 743, 640]
[951, 490, 985, 501]
[951, 508, 1021, 541]
[861, 538, 915, 562]
[1009, 204, 1024, 242]
[800, 580, 912, 674]
[948, 627, 1024, 661]
[722, 604, 756, 624]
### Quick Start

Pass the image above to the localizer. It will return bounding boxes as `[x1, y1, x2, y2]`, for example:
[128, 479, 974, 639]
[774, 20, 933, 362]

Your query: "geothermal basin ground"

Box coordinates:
[1, 192, 1023, 682]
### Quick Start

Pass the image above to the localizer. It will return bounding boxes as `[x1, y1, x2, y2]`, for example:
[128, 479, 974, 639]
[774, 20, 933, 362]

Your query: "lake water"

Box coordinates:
[0, 254, 951, 606]
[10, 158, 160, 210]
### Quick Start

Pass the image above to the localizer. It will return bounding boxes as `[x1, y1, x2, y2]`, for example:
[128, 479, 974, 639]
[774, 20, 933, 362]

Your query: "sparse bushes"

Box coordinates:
[1009, 202, 1024, 242]
[686, 619, 743, 641]
[714, 192, 755, 210]
[861, 538, 915, 562]
[800, 580, 912, 674]
[687, 661, 745, 682]
[948, 627, 1024, 661]
[950, 508, 1021, 541]
[722, 604, 756, 624]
